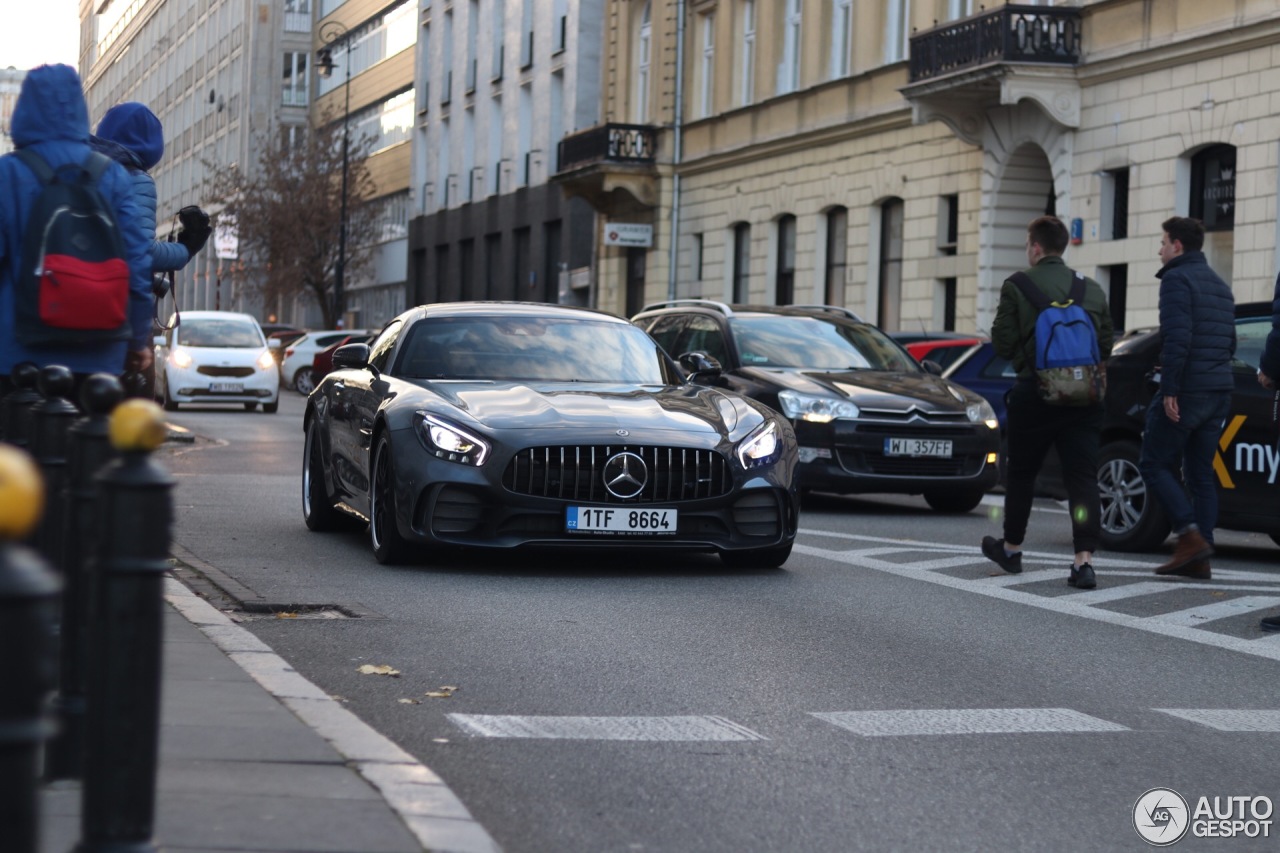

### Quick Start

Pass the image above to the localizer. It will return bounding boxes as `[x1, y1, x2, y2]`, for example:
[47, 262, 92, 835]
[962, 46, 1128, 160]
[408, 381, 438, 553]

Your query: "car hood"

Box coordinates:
[420, 381, 759, 436]
[175, 346, 268, 366]
[741, 367, 975, 412]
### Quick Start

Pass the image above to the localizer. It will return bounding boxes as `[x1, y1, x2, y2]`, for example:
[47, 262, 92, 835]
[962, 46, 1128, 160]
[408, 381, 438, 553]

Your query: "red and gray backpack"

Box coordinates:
[13, 149, 132, 347]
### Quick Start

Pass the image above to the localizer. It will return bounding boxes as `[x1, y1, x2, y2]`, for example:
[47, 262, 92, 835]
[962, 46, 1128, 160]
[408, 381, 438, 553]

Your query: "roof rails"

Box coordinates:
[635, 299, 734, 317]
[788, 304, 865, 322]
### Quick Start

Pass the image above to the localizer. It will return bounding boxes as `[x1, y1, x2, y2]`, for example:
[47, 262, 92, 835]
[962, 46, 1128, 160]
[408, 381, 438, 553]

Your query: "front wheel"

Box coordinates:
[924, 490, 985, 513]
[303, 419, 342, 532]
[720, 542, 792, 570]
[263, 399, 279, 414]
[1097, 440, 1170, 552]
[162, 383, 178, 412]
[370, 433, 413, 564]
[293, 367, 315, 395]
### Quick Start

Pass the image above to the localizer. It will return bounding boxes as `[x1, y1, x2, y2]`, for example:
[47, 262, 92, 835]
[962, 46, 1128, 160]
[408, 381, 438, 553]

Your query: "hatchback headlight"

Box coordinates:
[966, 399, 999, 429]
[170, 348, 192, 369]
[777, 390, 859, 423]
[417, 413, 490, 466]
[257, 350, 276, 370]
[736, 420, 781, 469]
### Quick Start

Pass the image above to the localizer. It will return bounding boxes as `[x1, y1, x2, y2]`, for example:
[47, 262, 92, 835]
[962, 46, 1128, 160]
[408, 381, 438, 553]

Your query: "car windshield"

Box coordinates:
[177, 318, 264, 348]
[397, 316, 675, 384]
[729, 316, 916, 371]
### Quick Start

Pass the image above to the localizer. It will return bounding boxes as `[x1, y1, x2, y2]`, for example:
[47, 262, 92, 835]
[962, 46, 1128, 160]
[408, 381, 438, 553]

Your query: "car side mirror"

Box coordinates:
[921, 359, 943, 376]
[268, 339, 282, 350]
[678, 351, 722, 381]
[332, 342, 372, 371]
[153, 335, 165, 348]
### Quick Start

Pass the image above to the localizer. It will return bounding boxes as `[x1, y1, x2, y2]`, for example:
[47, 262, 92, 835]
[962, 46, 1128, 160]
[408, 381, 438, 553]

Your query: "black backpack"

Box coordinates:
[13, 149, 132, 347]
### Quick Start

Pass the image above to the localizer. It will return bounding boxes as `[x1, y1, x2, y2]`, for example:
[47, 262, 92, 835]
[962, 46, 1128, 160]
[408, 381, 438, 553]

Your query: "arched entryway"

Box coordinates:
[991, 142, 1055, 287]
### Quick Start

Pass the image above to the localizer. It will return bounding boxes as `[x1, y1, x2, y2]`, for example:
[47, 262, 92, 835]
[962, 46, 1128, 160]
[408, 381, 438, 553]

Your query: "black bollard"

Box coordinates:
[30, 366, 79, 564]
[43, 375, 123, 782]
[77, 401, 173, 853]
[1, 363, 43, 449]
[0, 446, 61, 853]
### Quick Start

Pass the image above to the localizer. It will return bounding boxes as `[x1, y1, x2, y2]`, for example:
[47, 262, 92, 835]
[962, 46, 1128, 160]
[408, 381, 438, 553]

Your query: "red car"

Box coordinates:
[310, 333, 376, 385]
[889, 331, 986, 373]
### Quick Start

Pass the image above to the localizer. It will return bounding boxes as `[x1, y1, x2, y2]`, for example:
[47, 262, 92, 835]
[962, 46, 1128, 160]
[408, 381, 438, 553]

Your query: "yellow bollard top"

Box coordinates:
[109, 399, 169, 452]
[0, 444, 44, 540]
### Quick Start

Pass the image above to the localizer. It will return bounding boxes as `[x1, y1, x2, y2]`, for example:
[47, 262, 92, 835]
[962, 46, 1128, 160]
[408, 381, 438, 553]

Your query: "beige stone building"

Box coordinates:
[557, 0, 1280, 333]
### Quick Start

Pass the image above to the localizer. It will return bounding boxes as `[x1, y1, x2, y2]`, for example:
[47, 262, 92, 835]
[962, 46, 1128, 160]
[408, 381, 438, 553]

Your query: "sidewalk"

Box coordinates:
[39, 578, 499, 853]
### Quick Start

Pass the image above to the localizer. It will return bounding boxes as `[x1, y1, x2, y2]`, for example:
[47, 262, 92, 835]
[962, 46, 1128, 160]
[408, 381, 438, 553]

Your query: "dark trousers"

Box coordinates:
[1003, 381, 1103, 554]
[1137, 390, 1231, 545]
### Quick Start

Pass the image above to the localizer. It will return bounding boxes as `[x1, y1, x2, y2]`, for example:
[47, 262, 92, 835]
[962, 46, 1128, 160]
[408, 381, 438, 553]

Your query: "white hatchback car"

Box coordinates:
[281, 329, 369, 394]
[155, 311, 281, 413]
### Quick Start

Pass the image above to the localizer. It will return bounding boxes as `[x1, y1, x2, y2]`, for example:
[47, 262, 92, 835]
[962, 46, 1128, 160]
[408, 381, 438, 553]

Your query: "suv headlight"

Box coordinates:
[170, 348, 193, 369]
[777, 390, 859, 423]
[966, 399, 999, 429]
[736, 420, 781, 469]
[257, 350, 276, 370]
[416, 413, 490, 466]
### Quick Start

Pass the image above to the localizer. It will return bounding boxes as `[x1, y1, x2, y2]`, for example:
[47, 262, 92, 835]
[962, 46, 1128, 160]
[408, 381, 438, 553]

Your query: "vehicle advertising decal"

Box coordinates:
[1215, 414, 1280, 488]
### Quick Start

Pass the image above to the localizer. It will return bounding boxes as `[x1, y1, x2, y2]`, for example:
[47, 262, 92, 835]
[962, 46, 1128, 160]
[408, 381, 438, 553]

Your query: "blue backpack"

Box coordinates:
[1010, 270, 1105, 406]
[13, 149, 132, 347]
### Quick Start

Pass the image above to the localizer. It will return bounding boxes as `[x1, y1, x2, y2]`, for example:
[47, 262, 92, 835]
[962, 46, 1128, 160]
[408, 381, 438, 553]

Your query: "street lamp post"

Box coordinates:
[316, 21, 351, 328]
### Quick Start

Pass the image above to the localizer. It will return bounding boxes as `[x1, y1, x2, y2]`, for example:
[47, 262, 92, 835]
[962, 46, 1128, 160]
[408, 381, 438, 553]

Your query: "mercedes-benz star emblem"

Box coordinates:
[603, 452, 647, 499]
[616, 429, 629, 437]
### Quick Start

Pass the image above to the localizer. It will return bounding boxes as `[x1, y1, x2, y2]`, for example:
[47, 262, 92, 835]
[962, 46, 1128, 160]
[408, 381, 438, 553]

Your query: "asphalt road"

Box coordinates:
[161, 390, 1280, 852]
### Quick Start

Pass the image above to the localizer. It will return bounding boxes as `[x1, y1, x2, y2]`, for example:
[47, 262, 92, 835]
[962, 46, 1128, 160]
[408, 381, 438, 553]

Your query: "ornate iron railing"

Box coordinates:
[556, 123, 657, 174]
[909, 4, 1082, 83]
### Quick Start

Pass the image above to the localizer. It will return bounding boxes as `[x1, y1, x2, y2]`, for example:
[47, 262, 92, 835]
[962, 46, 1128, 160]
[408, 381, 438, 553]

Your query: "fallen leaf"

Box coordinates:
[398, 698, 421, 705]
[357, 664, 401, 677]
[276, 612, 299, 619]
[440, 685, 459, 691]
[424, 686, 456, 698]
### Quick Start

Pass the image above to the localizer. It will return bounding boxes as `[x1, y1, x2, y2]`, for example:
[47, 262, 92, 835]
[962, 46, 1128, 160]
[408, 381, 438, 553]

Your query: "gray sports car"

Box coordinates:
[302, 302, 800, 568]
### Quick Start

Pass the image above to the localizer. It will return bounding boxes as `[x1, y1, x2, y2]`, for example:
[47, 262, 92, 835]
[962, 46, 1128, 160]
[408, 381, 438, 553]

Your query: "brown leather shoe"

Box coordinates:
[1155, 530, 1213, 577]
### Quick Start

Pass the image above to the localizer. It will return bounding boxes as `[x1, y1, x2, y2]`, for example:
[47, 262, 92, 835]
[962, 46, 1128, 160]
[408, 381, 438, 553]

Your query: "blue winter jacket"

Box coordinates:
[1262, 272, 1280, 380]
[1154, 250, 1236, 396]
[90, 102, 192, 275]
[0, 65, 151, 372]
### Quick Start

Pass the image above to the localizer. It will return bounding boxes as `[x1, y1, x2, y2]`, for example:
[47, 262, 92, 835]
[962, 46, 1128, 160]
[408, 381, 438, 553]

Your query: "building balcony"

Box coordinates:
[902, 4, 1083, 143]
[552, 123, 659, 211]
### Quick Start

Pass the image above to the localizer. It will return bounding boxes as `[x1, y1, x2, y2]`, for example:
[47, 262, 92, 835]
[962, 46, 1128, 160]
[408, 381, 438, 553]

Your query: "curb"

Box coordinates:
[163, 576, 501, 853]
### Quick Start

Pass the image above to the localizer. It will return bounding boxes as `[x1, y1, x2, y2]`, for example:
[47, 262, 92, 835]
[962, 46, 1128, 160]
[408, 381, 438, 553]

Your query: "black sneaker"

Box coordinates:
[981, 536, 1022, 574]
[1261, 614, 1280, 632]
[1068, 562, 1096, 590]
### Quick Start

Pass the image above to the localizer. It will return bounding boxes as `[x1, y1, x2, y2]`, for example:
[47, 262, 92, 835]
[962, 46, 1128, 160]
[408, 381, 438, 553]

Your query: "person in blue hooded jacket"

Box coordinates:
[0, 64, 152, 395]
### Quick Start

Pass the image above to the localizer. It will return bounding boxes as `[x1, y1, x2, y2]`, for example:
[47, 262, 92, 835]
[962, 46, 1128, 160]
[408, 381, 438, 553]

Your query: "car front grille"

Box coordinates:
[502, 445, 732, 503]
[835, 421, 985, 477]
[840, 451, 973, 477]
[196, 366, 255, 378]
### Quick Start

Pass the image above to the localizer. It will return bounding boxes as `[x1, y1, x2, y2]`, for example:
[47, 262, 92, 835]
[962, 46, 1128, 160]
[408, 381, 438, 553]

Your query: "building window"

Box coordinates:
[776, 215, 796, 305]
[488, 96, 503, 195]
[732, 223, 751, 302]
[939, 194, 958, 255]
[492, 0, 506, 80]
[1101, 167, 1129, 240]
[281, 52, 308, 106]
[825, 207, 847, 305]
[1190, 144, 1235, 232]
[344, 89, 415, 155]
[363, 190, 410, 244]
[698, 13, 715, 118]
[466, 0, 479, 93]
[552, 0, 568, 53]
[831, 0, 853, 79]
[778, 0, 801, 94]
[937, 278, 956, 331]
[517, 84, 532, 186]
[879, 198, 904, 330]
[740, 0, 756, 106]
[693, 233, 704, 282]
[315, 1, 415, 98]
[884, 0, 910, 64]
[635, 3, 652, 122]
[946, 0, 973, 20]
[520, 0, 534, 68]
[283, 0, 311, 33]
[1105, 264, 1128, 332]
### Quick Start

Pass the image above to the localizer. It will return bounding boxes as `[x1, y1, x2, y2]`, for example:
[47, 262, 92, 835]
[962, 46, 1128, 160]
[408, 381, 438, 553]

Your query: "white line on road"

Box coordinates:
[1154, 709, 1280, 732]
[1149, 595, 1280, 627]
[446, 714, 767, 741]
[811, 708, 1129, 737]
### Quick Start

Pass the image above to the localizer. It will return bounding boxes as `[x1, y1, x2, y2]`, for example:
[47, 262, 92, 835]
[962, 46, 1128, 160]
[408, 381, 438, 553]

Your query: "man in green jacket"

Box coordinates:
[982, 216, 1115, 590]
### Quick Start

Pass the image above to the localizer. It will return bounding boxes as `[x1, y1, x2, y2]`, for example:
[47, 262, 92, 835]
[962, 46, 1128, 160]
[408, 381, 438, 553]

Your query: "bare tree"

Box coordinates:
[206, 109, 378, 329]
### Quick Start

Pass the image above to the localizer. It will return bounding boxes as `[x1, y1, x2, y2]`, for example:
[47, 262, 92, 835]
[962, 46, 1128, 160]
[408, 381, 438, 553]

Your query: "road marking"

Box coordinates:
[446, 714, 766, 741]
[1155, 709, 1280, 732]
[792, 540, 1280, 663]
[1150, 595, 1280, 627]
[1069, 581, 1184, 605]
[811, 708, 1129, 737]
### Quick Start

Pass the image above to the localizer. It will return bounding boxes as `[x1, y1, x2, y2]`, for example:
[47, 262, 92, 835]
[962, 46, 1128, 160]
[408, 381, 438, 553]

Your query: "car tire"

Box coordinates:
[1098, 440, 1170, 552]
[293, 367, 315, 395]
[303, 420, 343, 532]
[719, 542, 792, 570]
[923, 490, 985, 513]
[263, 399, 279, 414]
[244, 402, 258, 411]
[370, 433, 413, 564]
[163, 384, 178, 412]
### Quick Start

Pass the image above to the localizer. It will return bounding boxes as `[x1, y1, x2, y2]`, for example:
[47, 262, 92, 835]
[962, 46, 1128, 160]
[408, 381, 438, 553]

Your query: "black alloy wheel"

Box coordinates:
[1097, 440, 1170, 551]
[370, 433, 413, 564]
[303, 419, 343, 532]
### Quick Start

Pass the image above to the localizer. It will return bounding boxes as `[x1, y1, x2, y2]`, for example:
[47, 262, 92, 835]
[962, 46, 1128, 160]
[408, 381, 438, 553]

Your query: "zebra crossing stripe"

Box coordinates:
[1154, 709, 1280, 732]
[811, 708, 1130, 737]
[1150, 595, 1280, 627]
[445, 714, 767, 741]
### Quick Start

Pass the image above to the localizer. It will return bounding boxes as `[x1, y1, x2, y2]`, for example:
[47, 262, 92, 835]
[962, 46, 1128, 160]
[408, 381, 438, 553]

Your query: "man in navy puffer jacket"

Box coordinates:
[1139, 216, 1236, 579]
[0, 65, 151, 393]
[91, 101, 210, 395]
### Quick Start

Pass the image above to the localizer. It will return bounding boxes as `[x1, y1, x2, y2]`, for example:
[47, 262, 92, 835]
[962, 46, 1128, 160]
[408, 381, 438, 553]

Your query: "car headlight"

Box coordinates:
[736, 420, 781, 469]
[776, 390, 859, 423]
[966, 399, 1000, 430]
[170, 348, 193, 369]
[416, 413, 490, 466]
[257, 350, 276, 371]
